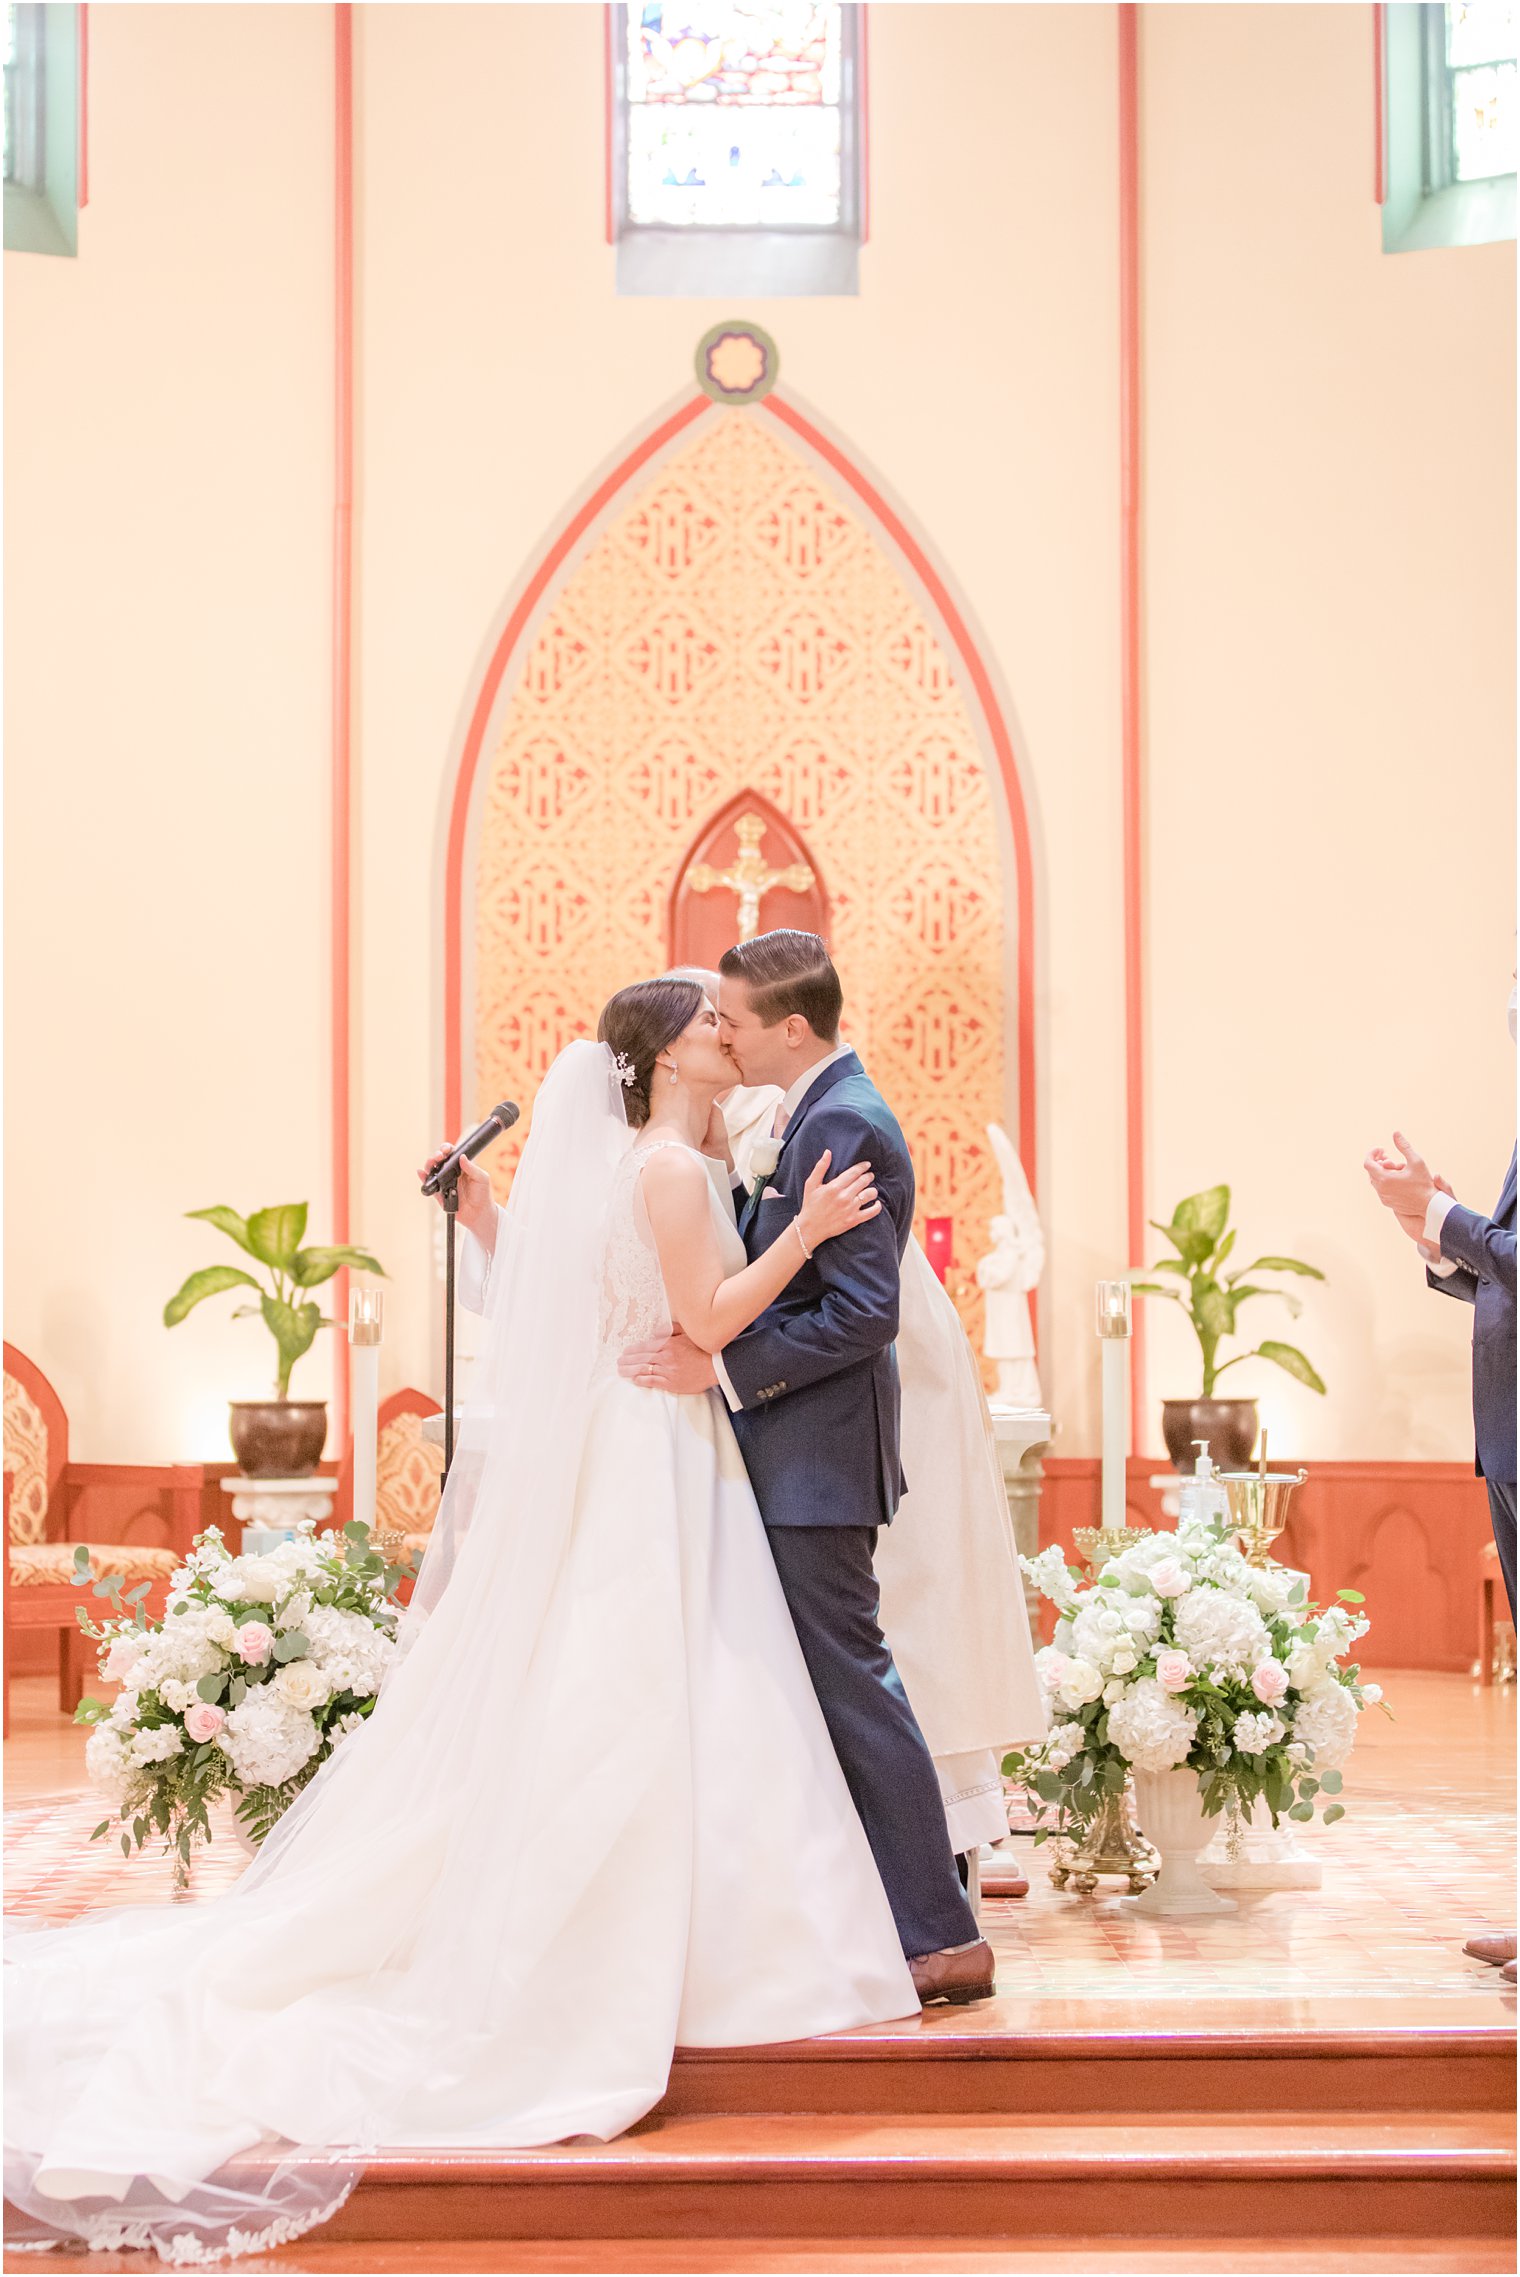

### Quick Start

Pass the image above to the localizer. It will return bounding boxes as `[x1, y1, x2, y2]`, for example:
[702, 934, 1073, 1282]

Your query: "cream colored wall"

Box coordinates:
[5, 3, 1512, 1468]
[352, 1, 1128, 1447]
[4, 4, 335, 1459]
[1142, 3, 1516, 1459]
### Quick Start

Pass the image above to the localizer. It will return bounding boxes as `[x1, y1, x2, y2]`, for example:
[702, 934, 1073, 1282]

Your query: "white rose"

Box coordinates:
[747, 1137, 782, 1180]
[205, 1610, 240, 1650]
[157, 1679, 198, 1713]
[1287, 1641, 1323, 1688]
[272, 1659, 331, 1712]
[1102, 1678, 1127, 1706]
[231, 1556, 284, 1605]
[1057, 1659, 1104, 1709]
[1110, 1649, 1138, 1675]
[1149, 1558, 1192, 1600]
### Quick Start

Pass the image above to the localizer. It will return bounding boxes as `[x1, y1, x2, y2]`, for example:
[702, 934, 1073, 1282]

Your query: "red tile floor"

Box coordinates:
[7, 1668, 1514, 2016]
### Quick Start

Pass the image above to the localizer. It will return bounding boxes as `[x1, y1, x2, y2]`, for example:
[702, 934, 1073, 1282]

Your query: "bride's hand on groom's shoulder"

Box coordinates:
[797, 1151, 881, 1253]
[417, 1147, 496, 1241]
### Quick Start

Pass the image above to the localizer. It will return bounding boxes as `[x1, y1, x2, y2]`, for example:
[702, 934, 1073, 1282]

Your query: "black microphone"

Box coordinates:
[421, 1100, 520, 1196]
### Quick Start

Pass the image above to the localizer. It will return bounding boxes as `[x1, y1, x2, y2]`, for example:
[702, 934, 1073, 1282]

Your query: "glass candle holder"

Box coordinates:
[348, 1287, 384, 1347]
[1096, 1279, 1132, 1340]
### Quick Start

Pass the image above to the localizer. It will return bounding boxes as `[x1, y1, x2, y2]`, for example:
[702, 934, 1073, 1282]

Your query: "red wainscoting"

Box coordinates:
[1041, 1458, 1495, 1675]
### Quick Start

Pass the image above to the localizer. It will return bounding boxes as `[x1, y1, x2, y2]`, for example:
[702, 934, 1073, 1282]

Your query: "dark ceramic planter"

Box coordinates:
[228, 1400, 328, 1479]
[1161, 1397, 1259, 1475]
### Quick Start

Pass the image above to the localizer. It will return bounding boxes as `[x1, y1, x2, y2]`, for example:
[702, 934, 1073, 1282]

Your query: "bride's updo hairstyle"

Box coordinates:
[597, 975, 705, 1128]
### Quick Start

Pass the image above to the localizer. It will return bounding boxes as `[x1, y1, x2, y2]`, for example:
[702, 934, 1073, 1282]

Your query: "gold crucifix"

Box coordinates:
[687, 812, 815, 942]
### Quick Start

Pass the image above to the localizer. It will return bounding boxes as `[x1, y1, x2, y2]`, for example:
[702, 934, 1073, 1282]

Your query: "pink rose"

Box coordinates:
[236, 1622, 274, 1665]
[1150, 1558, 1192, 1599]
[183, 1702, 226, 1743]
[1252, 1657, 1289, 1704]
[1155, 1649, 1192, 1694]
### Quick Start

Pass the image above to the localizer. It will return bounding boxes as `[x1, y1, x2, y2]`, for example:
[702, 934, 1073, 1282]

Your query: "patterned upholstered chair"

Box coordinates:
[3, 1343, 181, 1729]
[336, 1388, 445, 1577]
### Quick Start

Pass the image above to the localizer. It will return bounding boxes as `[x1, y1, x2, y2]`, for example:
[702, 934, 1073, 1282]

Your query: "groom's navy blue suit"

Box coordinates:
[721, 1050, 980, 1960]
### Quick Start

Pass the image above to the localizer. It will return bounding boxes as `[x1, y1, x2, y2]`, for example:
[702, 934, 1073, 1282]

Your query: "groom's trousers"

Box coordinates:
[765, 1524, 982, 1960]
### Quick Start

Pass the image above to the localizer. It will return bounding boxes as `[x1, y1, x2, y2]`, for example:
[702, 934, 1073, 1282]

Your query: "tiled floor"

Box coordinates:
[5, 1668, 1515, 2024]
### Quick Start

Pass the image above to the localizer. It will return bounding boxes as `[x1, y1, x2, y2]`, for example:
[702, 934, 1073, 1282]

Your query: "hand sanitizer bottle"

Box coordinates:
[1179, 1440, 1226, 1526]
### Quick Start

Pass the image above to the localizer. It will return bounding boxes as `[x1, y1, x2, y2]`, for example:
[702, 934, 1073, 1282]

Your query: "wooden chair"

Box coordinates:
[334, 1388, 445, 1581]
[3, 1343, 181, 1730]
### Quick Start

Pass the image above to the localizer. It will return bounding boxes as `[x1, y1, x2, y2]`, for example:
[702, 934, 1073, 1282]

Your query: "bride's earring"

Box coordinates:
[668, 1060, 679, 1086]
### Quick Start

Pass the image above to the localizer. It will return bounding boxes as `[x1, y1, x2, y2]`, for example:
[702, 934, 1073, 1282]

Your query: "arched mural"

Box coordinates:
[451, 400, 1029, 1368]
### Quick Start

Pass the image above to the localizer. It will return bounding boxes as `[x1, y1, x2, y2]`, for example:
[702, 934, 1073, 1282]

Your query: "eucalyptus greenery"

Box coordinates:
[164, 1204, 383, 1400]
[1129, 1184, 1326, 1399]
[74, 1521, 409, 1878]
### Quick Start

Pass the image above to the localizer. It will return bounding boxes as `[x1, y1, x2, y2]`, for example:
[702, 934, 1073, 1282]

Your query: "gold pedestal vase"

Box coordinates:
[1047, 1783, 1158, 1895]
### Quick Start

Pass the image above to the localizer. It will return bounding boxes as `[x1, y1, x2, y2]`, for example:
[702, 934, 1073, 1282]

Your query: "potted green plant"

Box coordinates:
[1129, 1185, 1325, 1472]
[164, 1203, 384, 1477]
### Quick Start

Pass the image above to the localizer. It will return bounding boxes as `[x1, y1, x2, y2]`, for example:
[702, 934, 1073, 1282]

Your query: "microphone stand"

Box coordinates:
[440, 1166, 460, 1481]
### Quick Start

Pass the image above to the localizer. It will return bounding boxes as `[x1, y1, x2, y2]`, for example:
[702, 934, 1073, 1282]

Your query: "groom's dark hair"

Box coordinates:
[720, 930, 842, 1042]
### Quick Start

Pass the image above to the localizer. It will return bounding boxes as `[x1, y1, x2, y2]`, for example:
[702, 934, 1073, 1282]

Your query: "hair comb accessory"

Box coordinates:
[610, 1049, 637, 1090]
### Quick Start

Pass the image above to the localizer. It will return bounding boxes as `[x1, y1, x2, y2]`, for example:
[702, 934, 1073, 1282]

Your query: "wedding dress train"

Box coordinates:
[5, 1045, 915, 2262]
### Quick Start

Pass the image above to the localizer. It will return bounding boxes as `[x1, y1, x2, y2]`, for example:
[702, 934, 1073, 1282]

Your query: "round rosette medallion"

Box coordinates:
[694, 321, 780, 406]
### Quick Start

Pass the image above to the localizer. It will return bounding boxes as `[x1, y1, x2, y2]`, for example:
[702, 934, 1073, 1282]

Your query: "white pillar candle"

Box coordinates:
[1096, 1280, 1132, 1533]
[348, 1287, 384, 1538]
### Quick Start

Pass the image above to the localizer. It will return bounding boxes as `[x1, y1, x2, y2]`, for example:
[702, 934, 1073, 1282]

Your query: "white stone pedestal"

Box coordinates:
[220, 1475, 337, 1555]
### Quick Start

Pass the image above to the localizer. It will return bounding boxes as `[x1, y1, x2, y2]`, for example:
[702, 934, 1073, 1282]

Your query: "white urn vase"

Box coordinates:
[1125, 1768, 1238, 1917]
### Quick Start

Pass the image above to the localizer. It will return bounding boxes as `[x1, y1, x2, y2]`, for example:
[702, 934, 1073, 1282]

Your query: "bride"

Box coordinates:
[5, 976, 918, 2264]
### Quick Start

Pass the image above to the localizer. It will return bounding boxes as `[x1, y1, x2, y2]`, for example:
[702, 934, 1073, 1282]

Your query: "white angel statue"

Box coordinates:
[976, 1122, 1044, 1411]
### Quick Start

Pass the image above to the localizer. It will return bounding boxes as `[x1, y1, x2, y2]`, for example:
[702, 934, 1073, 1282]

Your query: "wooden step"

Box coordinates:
[657, 2021, 1516, 2117]
[14, 2233, 1513, 2275]
[324, 2110, 1517, 2244]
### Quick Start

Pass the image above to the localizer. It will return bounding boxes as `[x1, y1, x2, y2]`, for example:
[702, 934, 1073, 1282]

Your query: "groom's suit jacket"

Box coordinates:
[1428, 1146, 1517, 1484]
[722, 1050, 914, 1530]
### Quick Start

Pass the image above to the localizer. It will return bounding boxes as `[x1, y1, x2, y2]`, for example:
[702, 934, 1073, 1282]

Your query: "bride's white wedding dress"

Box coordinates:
[5, 1045, 915, 2263]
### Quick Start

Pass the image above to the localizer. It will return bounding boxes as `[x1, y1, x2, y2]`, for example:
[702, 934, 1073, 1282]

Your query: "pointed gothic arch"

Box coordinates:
[441, 388, 1040, 1371]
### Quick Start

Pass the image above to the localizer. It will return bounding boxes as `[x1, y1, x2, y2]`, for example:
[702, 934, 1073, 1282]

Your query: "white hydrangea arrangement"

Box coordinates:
[75, 1521, 408, 1877]
[1005, 1523, 1386, 1843]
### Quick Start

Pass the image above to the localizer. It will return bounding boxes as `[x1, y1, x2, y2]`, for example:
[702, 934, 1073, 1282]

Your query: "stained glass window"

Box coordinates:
[612, 2, 863, 296]
[1443, 1, 1518, 180]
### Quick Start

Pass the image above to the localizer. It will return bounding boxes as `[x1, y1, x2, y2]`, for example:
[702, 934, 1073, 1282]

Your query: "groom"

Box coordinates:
[620, 929, 993, 2004]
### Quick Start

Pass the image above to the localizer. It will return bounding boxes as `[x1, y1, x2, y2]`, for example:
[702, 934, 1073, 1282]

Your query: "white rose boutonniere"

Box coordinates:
[746, 1136, 782, 1209]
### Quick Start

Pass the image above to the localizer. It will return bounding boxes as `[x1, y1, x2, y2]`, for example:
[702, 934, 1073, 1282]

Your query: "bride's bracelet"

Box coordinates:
[793, 1220, 814, 1261]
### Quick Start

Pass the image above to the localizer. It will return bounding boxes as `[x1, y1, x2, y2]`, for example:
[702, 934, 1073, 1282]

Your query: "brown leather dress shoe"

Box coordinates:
[909, 1938, 996, 2007]
[1463, 1932, 1518, 1964]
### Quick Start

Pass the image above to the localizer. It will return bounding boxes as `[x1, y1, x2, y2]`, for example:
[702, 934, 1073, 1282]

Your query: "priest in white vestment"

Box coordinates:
[720, 1080, 1046, 1861]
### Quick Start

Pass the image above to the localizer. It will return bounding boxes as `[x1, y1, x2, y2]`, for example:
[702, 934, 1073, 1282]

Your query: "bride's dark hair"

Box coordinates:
[597, 976, 705, 1128]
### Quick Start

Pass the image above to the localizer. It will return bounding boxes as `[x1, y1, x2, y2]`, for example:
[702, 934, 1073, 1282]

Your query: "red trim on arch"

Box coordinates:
[1118, 2, 1147, 1452]
[762, 395, 1037, 1200]
[442, 393, 1040, 1213]
[77, 4, 88, 208]
[443, 395, 714, 1135]
[331, 2, 355, 1450]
